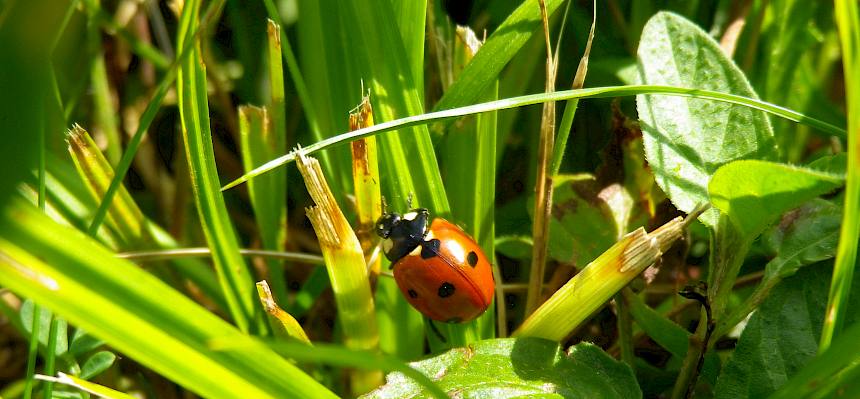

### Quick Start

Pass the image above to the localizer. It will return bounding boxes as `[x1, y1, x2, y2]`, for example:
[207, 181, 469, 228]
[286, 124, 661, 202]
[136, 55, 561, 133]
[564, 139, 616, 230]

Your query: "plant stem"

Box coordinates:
[525, 0, 558, 316]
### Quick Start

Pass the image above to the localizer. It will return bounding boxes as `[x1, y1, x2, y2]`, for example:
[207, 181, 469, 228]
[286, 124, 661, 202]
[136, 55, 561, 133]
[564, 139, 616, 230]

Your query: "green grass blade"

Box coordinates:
[0, 199, 337, 399]
[342, 0, 449, 213]
[390, 0, 425, 104]
[23, 304, 40, 399]
[292, 0, 356, 195]
[68, 126, 144, 248]
[239, 105, 288, 303]
[820, 0, 860, 352]
[86, 0, 225, 237]
[176, 0, 260, 334]
[552, 5, 595, 176]
[41, 316, 60, 399]
[261, 0, 328, 170]
[223, 85, 846, 191]
[433, 0, 565, 112]
[444, 80, 499, 344]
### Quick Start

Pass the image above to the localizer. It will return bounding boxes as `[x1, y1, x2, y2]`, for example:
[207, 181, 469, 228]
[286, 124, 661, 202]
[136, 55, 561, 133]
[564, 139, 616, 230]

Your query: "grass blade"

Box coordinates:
[0, 199, 337, 399]
[36, 372, 136, 399]
[256, 281, 310, 344]
[67, 126, 144, 247]
[820, 0, 860, 352]
[239, 105, 288, 302]
[87, 0, 225, 237]
[222, 84, 845, 192]
[433, 0, 565, 112]
[296, 150, 381, 393]
[552, 3, 596, 175]
[176, 0, 260, 333]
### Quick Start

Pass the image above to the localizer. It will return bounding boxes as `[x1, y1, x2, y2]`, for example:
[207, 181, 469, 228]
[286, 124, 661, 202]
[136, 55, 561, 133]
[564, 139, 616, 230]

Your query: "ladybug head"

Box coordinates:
[375, 208, 431, 262]
[375, 212, 401, 239]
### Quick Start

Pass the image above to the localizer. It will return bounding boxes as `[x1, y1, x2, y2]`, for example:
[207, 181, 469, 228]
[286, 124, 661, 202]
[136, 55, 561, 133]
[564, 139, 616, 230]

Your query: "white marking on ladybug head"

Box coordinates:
[403, 211, 418, 221]
[425, 230, 435, 240]
[383, 239, 393, 254]
[409, 245, 422, 257]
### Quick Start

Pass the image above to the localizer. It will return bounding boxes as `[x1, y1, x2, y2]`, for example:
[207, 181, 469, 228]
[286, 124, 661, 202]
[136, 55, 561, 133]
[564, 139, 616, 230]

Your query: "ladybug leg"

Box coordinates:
[426, 317, 447, 344]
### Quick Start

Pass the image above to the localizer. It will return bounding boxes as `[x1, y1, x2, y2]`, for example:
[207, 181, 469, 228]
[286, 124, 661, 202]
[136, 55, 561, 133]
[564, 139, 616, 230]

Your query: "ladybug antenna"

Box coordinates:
[407, 192, 414, 209]
[380, 196, 388, 215]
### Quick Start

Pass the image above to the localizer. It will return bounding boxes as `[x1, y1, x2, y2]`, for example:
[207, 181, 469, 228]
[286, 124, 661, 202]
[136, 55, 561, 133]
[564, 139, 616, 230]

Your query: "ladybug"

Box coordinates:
[375, 208, 494, 323]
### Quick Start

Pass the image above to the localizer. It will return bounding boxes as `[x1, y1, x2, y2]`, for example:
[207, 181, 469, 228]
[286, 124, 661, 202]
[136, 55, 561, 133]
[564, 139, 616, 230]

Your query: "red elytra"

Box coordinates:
[375, 209, 494, 323]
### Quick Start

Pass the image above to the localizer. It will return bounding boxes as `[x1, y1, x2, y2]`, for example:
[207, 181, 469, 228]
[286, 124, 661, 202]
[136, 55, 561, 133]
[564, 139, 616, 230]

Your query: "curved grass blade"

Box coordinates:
[0, 199, 337, 399]
[223, 85, 846, 191]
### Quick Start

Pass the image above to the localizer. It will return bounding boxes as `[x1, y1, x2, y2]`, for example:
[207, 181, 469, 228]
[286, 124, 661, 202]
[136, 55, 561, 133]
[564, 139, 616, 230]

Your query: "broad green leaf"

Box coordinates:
[636, 11, 777, 227]
[363, 338, 640, 399]
[79, 351, 116, 380]
[714, 263, 860, 398]
[69, 329, 104, 357]
[0, 199, 336, 399]
[807, 153, 848, 176]
[709, 160, 844, 239]
[716, 198, 843, 338]
[762, 198, 843, 280]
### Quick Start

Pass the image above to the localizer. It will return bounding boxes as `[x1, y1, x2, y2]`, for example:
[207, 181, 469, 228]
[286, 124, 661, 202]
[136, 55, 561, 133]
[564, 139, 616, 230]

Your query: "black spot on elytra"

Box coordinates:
[438, 282, 455, 298]
[407, 289, 418, 298]
[446, 317, 462, 324]
[421, 239, 441, 259]
[467, 251, 479, 267]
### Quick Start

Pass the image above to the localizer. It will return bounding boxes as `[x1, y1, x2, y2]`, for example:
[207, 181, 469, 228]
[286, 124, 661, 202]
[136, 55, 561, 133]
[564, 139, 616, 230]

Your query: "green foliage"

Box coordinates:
[542, 174, 618, 265]
[1, 1, 856, 398]
[709, 160, 844, 239]
[715, 264, 860, 398]
[364, 338, 640, 399]
[176, 0, 261, 334]
[636, 11, 777, 228]
[0, 199, 337, 398]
